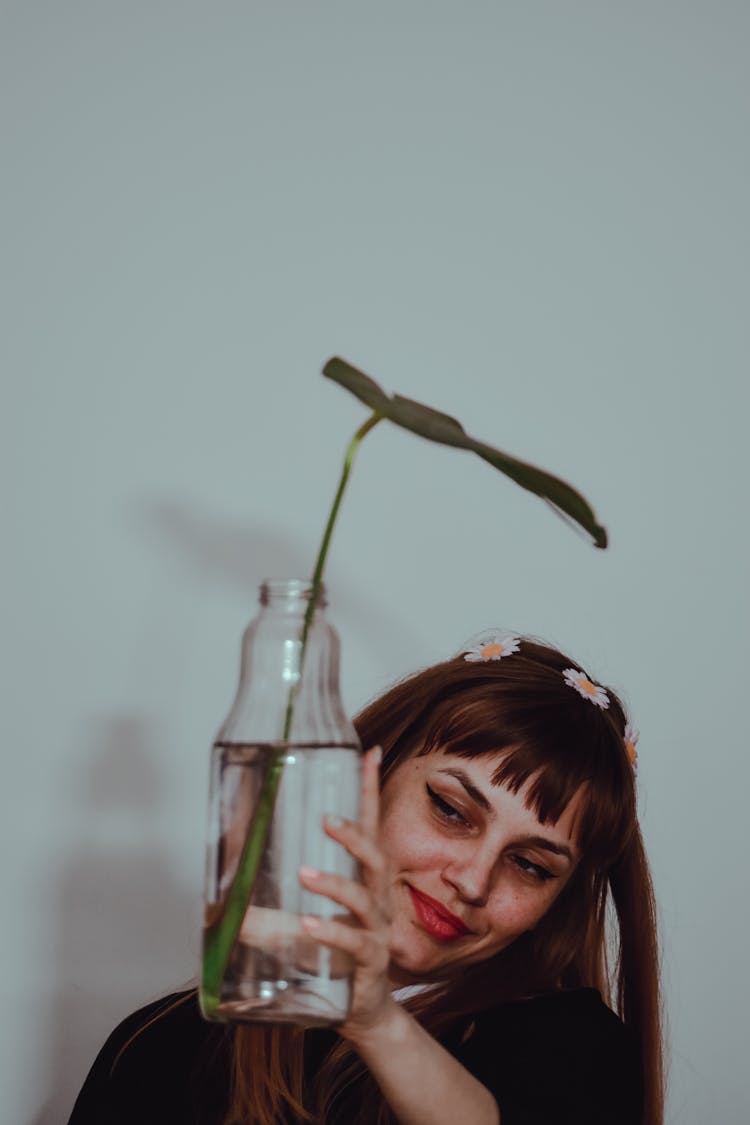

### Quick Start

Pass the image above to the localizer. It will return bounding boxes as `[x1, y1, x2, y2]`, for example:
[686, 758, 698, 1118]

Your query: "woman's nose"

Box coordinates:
[441, 843, 497, 906]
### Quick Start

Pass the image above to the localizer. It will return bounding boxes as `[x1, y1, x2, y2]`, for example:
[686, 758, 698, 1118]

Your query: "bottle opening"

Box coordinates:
[259, 579, 328, 609]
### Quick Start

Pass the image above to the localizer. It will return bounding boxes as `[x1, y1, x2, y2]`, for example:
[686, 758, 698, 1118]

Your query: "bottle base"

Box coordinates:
[203, 976, 350, 1027]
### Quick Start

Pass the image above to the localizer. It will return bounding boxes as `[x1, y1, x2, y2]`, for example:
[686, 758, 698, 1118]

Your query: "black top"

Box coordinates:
[68, 988, 643, 1124]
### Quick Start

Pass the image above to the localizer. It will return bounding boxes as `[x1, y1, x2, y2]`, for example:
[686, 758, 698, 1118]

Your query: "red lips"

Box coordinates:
[407, 885, 472, 941]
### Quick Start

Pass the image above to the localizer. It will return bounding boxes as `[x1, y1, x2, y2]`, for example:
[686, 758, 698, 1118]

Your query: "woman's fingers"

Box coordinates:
[358, 745, 381, 840]
[299, 865, 381, 928]
[297, 746, 394, 1034]
[323, 813, 385, 886]
[307, 749, 389, 928]
[301, 912, 390, 971]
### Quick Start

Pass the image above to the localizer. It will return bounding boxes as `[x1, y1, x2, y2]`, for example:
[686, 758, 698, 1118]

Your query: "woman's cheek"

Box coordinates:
[381, 824, 435, 870]
[479, 875, 543, 929]
[380, 809, 445, 874]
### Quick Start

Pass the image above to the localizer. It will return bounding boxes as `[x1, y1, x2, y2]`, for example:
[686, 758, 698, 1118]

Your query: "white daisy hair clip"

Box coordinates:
[562, 667, 610, 710]
[463, 631, 522, 663]
[624, 722, 639, 769]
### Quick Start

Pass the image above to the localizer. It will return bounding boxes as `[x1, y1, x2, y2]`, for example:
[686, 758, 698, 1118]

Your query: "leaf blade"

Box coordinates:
[468, 437, 608, 548]
[322, 357, 392, 415]
[321, 356, 608, 548]
[388, 394, 473, 448]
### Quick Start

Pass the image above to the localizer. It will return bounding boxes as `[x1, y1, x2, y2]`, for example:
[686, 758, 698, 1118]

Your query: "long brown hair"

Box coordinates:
[227, 638, 663, 1124]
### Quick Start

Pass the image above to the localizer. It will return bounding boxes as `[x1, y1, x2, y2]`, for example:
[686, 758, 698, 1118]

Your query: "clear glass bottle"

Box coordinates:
[200, 579, 362, 1026]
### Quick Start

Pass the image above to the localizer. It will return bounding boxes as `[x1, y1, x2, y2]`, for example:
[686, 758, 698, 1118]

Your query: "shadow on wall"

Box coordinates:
[34, 503, 421, 1123]
[136, 499, 307, 594]
[34, 717, 198, 1125]
[135, 497, 421, 661]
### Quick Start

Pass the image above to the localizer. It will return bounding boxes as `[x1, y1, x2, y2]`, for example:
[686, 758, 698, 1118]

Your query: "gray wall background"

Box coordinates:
[3, 2, 747, 1121]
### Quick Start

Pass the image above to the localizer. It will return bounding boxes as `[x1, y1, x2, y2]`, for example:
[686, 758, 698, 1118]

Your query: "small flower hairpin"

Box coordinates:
[562, 667, 610, 710]
[463, 632, 522, 663]
[624, 722, 639, 769]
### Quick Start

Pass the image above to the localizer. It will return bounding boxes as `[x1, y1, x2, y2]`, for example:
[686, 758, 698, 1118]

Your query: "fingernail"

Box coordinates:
[325, 814, 344, 829]
[302, 915, 321, 930]
[299, 865, 320, 880]
[372, 746, 382, 766]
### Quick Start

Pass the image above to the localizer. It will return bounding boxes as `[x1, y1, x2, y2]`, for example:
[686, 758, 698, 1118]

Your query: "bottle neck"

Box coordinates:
[259, 578, 327, 614]
[217, 578, 357, 746]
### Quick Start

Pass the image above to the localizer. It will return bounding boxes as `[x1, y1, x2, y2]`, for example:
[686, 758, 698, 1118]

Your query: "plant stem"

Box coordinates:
[282, 411, 383, 738]
[201, 412, 383, 1012]
[311, 413, 384, 592]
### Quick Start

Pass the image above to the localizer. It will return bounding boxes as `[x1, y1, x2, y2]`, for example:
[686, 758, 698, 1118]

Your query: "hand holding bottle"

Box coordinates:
[298, 746, 398, 1039]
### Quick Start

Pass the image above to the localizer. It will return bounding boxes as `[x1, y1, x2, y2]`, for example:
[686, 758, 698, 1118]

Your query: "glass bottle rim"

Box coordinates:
[259, 578, 328, 608]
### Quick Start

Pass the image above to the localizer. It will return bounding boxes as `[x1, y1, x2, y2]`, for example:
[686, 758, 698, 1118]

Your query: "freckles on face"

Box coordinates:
[377, 750, 583, 983]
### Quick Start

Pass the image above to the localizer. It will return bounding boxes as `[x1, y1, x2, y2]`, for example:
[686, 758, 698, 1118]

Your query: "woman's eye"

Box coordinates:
[426, 783, 468, 825]
[511, 855, 555, 883]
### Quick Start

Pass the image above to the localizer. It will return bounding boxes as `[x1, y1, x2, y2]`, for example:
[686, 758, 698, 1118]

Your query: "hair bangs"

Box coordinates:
[413, 677, 634, 863]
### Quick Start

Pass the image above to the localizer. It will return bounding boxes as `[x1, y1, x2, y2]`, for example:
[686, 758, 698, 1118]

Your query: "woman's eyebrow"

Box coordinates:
[515, 834, 574, 862]
[436, 768, 574, 861]
[436, 767, 492, 811]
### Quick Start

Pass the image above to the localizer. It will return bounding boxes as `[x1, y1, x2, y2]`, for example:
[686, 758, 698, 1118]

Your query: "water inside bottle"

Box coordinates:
[205, 742, 362, 1025]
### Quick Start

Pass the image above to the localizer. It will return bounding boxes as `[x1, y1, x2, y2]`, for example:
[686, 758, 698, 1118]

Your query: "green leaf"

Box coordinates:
[321, 357, 392, 415]
[389, 395, 473, 449]
[470, 439, 608, 549]
[322, 356, 608, 549]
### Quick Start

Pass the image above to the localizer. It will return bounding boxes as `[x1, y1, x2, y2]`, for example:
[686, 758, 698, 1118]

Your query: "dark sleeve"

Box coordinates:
[67, 991, 231, 1125]
[453, 990, 643, 1125]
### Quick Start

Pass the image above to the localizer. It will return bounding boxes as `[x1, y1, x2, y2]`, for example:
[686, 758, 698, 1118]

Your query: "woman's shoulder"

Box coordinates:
[90, 989, 221, 1074]
[482, 986, 635, 1036]
[458, 989, 643, 1124]
[68, 990, 230, 1125]
[476, 986, 640, 1061]
[103, 988, 204, 1039]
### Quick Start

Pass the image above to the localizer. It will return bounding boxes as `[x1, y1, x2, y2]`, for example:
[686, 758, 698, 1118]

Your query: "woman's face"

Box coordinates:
[378, 747, 584, 986]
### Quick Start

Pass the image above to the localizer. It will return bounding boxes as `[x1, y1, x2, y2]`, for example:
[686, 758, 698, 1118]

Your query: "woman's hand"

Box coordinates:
[298, 746, 500, 1124]
[298, 745, 397, 1040]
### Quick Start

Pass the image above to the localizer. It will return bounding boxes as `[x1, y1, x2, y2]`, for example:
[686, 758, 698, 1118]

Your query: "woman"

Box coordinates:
[68, 635, 663, 1124]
